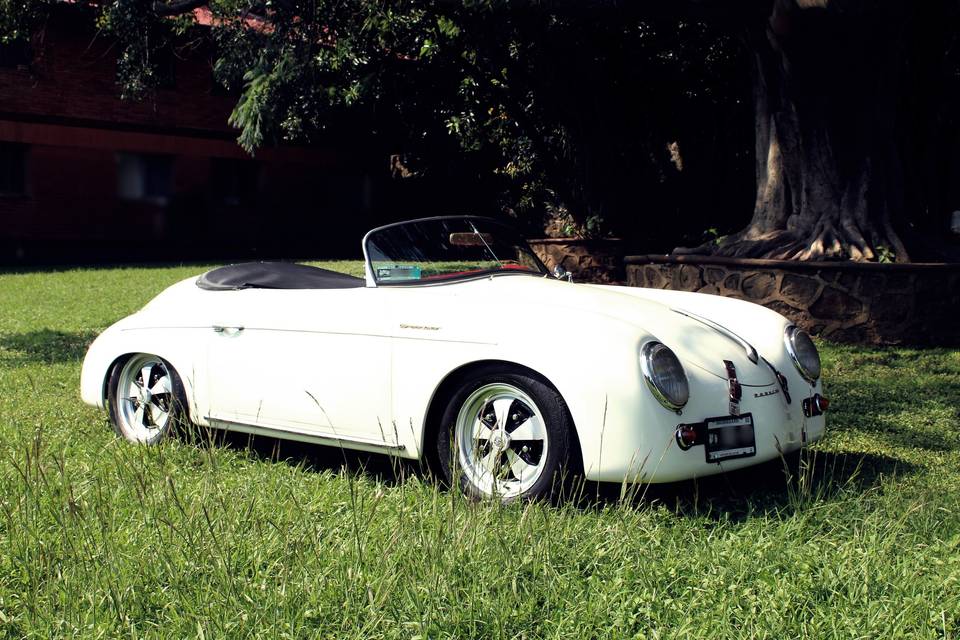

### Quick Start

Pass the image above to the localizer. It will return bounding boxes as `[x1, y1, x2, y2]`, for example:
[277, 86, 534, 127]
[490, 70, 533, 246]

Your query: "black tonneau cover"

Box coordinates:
[197, 262, 365, 291]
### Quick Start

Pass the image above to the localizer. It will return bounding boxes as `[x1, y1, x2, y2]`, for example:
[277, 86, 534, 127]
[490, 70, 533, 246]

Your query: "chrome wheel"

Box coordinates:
[454, 383, 549, 498]
[115, 355, 176, 443]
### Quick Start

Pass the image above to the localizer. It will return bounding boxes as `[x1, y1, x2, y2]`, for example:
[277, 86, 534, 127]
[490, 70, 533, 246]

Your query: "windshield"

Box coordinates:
[364, 217, 549, 286]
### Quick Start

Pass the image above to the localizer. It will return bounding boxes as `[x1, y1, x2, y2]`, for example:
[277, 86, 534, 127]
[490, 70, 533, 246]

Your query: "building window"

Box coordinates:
[116, 153, 173, 204]
[0, 143, 27, 196]
[0, 40, 31, 69]
[211, 158, 259, 206]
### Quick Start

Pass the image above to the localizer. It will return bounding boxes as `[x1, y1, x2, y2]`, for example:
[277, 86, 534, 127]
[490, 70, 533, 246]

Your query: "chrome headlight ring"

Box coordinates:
[784, 325, 821, 384]
[640, 341, 690, 413]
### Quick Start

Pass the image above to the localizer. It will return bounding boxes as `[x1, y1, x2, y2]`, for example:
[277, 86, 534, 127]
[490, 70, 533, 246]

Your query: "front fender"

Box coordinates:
[80, 318, 208, 424]
[392, 309, 656, 478]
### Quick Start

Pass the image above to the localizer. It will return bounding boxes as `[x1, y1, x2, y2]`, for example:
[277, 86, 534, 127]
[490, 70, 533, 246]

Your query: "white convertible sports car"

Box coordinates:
[81, 216, 828, 500]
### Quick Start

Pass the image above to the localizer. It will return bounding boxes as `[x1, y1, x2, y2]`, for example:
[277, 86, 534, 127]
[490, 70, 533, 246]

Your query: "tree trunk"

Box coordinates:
[675, 0, 911, 262]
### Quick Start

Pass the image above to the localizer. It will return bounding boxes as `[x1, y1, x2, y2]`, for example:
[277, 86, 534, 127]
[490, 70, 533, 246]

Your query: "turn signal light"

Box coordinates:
[803, 394, 829, 417]
[676, 424, 699, 450]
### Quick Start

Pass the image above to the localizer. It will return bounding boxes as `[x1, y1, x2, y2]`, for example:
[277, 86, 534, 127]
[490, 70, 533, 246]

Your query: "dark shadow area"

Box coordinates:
[211, 429, 430, 488]
[0, 329, 97, 364]
[579, 449, 917, 521]
[196, 425, 916, 522]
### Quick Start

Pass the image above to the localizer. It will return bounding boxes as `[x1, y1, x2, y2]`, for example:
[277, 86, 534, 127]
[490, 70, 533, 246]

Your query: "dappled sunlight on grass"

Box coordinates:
[0, 329, 97, 365]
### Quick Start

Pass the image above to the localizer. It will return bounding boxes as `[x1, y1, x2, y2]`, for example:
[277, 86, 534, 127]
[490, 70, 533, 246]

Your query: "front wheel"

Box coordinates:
[107, 354, 187, 445]
[436, 368, 575, 501]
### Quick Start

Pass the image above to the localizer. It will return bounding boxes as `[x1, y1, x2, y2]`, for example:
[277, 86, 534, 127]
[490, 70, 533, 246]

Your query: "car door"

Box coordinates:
[205, 287, 394, 444]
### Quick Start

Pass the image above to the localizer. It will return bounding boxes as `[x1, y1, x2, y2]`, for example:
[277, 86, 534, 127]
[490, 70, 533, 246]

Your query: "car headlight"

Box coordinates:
[640, 342, 689, 412]
[784, 325, 821, 383]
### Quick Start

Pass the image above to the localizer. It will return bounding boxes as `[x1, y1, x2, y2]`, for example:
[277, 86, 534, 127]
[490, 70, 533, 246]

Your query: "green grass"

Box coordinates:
[0, 262, 958, 638]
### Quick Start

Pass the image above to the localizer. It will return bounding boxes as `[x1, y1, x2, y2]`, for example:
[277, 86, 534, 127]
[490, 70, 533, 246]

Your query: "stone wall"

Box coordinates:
[528, 238, 625, 284]
[625, 255, 960, 346]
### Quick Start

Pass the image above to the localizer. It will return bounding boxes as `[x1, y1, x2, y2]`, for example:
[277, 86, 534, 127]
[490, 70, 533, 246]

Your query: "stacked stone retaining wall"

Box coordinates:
[528, 238, 625, 284]
[625, 255, 960, 346]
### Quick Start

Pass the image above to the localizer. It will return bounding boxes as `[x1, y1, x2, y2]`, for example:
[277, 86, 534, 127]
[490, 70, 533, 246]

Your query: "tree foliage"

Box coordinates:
[3, 0, 958, 257]
[2, 0, 750, 240]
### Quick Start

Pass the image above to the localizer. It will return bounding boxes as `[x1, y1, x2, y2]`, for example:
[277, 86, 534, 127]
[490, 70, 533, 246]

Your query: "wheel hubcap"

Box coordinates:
[490, 430, 511, 452]
[117, 355, 175, 443]
[454, 383, 549, 498]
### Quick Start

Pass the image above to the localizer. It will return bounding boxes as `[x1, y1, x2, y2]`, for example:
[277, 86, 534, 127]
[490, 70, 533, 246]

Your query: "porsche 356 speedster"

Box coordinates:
[81, 216, 827, 500]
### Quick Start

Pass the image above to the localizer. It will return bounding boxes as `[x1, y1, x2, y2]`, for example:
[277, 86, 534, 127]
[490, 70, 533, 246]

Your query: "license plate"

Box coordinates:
[704, 413, 756, 463]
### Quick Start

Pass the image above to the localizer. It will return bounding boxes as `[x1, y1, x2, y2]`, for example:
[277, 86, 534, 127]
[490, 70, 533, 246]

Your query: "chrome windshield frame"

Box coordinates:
[361, 215, 549, 287]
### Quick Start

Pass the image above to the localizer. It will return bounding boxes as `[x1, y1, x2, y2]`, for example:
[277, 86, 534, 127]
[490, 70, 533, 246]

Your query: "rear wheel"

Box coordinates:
[437, 367, 575, 501]
[107, 354, 186, 445]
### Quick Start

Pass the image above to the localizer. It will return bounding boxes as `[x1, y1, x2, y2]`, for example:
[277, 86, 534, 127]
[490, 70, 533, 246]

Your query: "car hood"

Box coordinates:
[426, 275, 777, 385]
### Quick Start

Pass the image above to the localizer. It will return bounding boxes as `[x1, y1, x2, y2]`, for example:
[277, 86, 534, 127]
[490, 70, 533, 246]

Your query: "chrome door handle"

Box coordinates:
[212, 325, 244, 334]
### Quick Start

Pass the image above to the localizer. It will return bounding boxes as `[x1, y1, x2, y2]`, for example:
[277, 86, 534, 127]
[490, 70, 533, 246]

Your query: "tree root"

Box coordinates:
[673, 230, 803, 260]
[672, 219, 911, 262]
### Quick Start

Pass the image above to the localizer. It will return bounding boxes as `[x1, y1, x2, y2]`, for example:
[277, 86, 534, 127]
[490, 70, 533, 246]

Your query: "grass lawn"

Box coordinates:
[0, 261, 958, 639]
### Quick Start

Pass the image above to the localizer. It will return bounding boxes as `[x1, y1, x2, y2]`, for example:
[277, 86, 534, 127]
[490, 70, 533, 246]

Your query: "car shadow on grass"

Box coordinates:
[0, 329, 97, 365]
[206, 427, 915, 520]
[213, 429, 428, 487]
[587, 448, 918, 521]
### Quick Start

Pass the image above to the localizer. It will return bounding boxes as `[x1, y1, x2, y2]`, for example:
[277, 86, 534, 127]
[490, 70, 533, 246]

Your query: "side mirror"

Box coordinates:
[553, 265, 573, 282]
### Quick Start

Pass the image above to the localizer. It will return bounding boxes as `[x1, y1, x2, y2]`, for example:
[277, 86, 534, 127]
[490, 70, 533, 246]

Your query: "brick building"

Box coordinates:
[0, 6, 387, 264]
